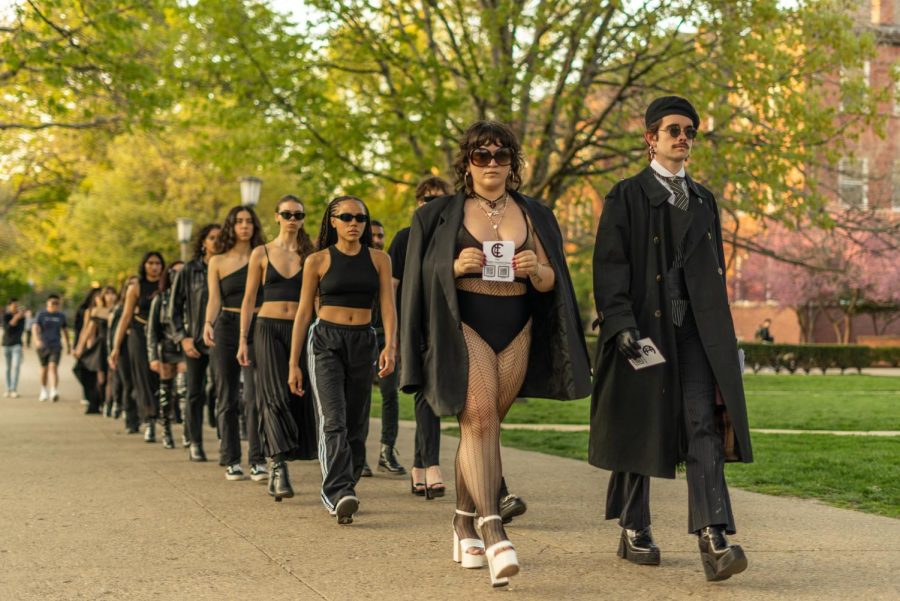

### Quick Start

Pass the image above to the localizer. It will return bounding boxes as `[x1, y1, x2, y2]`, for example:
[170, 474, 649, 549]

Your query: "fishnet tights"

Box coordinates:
[453, 318, 531, 548]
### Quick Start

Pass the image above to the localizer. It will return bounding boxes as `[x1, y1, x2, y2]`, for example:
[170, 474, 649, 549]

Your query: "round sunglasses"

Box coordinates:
[661, 124, 698, 140]
[469, 147, 513, 167]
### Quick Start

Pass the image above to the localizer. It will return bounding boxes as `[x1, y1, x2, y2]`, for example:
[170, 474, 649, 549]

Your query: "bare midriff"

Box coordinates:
[258, 301, 299, 320]
[318, 305, 372, 325]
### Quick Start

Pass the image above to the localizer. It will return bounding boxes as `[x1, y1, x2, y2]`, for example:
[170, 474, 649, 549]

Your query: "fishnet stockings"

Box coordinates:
[454, 319, 531, 548]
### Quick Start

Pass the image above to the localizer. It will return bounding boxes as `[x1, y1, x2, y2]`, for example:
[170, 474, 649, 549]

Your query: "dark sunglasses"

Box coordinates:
[469, 147, 513, 168]
[278, 210, 305, 221]
[335, 213, 369, 223]
[661, 124, 698, 140]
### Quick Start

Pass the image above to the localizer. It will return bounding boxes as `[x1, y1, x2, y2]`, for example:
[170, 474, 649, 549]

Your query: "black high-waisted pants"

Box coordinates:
[212, 312, 264, 466]
[307, 319, 376, 512]
[255, 317, 317, 461]
[184, 351, 209, 447]
[605, 309, 736, 534]
[128, 322, 158, 422]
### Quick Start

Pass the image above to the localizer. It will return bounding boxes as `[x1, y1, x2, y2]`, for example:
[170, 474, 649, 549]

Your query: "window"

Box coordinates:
[839, 61, 871, 112]
[893, 159, 900, 211]
[838, 157, 868, 209]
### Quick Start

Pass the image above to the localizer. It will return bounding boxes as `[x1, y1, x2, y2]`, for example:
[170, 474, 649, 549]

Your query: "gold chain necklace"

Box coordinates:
[473, 193, 508, 233]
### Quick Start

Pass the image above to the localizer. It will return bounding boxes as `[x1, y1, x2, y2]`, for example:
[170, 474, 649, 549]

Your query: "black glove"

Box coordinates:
[615, 327, 643, 360]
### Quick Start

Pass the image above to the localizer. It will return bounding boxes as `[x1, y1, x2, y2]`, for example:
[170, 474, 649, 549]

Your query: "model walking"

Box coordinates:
[110, 252, 165, 442]
[108, 277, 138, 428]
[399, 121, 591, 586]
[288, 195, 395, 525]
[239, 195, 317, 500]
[590, 96, 752, 581]
[148, 261, 186, 449]
[73, 287, 116, 414]
[204, 206, 267, 480]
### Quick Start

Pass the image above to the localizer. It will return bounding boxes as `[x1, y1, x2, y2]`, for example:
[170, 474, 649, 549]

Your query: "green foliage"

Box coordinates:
[739, 342, 888, 374]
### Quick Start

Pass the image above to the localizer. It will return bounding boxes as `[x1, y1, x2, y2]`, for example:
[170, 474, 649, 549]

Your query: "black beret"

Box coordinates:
[645, 96, 700, 129]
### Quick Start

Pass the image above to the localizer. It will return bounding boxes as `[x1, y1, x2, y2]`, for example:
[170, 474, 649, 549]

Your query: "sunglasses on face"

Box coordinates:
[661, 124, 698, 140]
[278, 210, 305, 221]
[334, 213, 368, 223]
[469, 147, 513, 168]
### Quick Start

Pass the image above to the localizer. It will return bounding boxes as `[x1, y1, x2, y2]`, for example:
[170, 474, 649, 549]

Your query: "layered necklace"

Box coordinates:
[473, 191, 509, 232]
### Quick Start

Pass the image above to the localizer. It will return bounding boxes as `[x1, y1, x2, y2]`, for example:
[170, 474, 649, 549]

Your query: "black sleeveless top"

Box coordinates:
[455, 203, 536, 284]
[135, 279, 157, 320]
[319, 246, 379, 309]
[219, 264, 262, 309]
[262, 246, 303, 302]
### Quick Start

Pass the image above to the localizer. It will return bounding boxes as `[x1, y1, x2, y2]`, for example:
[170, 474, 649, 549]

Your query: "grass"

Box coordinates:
[441, 428, 900, 519]
[370, 375, 900, 432]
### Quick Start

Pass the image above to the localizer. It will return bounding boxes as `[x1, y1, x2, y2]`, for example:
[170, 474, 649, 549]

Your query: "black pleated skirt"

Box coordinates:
[254, 317, 317, 460]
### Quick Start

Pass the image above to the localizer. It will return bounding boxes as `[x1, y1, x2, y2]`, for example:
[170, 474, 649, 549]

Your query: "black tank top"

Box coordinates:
[219, 264, 261, 309]
[262, 245, 303, 302]
[135, 279, 157, 319]
[319, 246, 379, 309]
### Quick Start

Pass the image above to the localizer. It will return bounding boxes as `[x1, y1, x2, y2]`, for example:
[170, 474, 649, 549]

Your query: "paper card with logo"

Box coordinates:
[482, 240, 515, 282]
[627, 338, 667, 370]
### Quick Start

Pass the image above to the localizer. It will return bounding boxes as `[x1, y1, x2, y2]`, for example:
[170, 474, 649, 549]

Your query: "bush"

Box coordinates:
[738, 342, 881, 374]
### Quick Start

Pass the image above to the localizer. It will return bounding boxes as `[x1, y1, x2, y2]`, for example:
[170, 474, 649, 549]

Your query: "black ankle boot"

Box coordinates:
[618, 527, 661, 566]
[161, 418, 175, 449]
[698, 526, 747, 581]
[144, 420, 156, 443]
[377, 444, 406, 475]
[271, 461, 294, 502]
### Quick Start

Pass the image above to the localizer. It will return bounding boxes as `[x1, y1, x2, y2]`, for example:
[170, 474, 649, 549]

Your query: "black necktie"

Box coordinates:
[660, 175, 689, 211]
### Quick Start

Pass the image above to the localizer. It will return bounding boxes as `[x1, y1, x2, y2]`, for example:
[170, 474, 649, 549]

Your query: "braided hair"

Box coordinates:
[315, 196, 373, 250]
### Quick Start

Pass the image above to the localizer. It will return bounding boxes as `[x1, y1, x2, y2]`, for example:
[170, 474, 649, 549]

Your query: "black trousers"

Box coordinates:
[308, 319, 375, 512]
[376, 334, 399, 447]
[128, 323, 159, 421]
[413, 390, 441, 468]
[184, 351, 209, 447]
[606, 309, 736, 534]
[117, 335, 140, 430]
[212, 312, 264, 466]
[255, 317, 318, 460]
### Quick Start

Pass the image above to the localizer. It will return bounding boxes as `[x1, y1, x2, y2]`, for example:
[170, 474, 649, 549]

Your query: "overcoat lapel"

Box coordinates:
[681, 177, 714, 261]
[433, 192, 464, 324]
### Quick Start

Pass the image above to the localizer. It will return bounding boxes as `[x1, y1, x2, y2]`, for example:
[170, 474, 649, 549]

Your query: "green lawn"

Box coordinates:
[441, 428, 900, 519]
[371, 375, 900, 432]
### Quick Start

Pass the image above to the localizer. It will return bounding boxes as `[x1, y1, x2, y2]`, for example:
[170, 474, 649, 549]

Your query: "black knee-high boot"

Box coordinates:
[175, 372, 189, 446]
[159, 378, 175, 449]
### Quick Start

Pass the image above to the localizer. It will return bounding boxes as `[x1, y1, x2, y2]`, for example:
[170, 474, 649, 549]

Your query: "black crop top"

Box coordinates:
[319, 246, 379, 309]
[262, 246, 303, 303]
[220, 264, 262, 309]
[135, 279, 158, 319]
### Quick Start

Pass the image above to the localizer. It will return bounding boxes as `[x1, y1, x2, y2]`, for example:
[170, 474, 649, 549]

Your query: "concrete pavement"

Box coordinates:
[1, 354, 898, 600]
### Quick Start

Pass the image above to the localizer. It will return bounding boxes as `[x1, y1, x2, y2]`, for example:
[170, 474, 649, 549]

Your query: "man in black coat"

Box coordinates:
[590, 96, 752, 581]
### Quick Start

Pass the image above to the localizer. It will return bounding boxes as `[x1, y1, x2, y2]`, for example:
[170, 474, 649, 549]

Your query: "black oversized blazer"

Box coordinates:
[589, 166, 753, 479]
[399, 190, 592, 416]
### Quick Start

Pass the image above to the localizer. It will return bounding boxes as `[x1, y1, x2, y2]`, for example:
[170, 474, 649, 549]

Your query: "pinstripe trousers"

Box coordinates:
[605, 308, 736, 534]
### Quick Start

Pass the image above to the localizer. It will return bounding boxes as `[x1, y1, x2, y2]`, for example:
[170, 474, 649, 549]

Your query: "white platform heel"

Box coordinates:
[479, 515, 518, 587]
[452, 509, 485, 568]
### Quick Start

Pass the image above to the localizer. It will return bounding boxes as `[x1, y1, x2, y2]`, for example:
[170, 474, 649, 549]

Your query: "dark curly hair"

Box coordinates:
[452, 120, 524, 195]
[215, 205, 265, 255]
[276, 195, 316, 262]
[316, 196, 373, 250]
[191, 223, 221, 261]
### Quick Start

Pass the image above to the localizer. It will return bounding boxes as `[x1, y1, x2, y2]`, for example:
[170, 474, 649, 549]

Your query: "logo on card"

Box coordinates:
[491, 243, 504, 258]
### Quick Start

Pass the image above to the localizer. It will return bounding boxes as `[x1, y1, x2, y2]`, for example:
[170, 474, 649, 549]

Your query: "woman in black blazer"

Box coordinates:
[400, 121, 591, 587]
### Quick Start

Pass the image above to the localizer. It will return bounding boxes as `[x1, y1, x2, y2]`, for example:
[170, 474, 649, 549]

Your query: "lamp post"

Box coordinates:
[176, 218, 194, 262]
[240, 176, 262, 207]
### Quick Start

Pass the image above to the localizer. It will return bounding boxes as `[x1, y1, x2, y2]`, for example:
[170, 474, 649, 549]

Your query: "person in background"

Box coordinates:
[2, 298, 27, 398]
[33, 294, 71, 402]
[755, 319, 774, 343]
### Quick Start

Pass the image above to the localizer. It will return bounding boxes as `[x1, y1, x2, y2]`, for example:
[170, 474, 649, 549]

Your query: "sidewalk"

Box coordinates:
[1, 355, 898, 600]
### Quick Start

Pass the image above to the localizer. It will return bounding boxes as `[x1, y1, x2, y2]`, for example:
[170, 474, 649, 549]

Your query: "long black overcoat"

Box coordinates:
[399, 190, 592, 416]
[589, 167, 753, 478]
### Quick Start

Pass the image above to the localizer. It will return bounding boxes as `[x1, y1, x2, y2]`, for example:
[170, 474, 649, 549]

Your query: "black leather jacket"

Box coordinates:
[168, 258, 209, 352]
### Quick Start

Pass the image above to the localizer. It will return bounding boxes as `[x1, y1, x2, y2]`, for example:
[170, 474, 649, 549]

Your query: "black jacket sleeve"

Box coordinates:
[399, 211, 426, 393]
[147, 295, 161, 363]
[593, 183, 638, 344]
[169, 264, 188, 344]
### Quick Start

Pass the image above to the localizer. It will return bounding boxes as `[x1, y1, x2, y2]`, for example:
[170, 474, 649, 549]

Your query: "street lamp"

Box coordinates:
[240, 176, 262, 207]
[176, 217, 194, 262]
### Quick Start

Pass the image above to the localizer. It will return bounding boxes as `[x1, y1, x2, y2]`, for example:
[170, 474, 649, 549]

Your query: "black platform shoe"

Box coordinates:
[499, 494, 527, 524]
[270, 461, 294, 502]
[698, 526, 747, 581]
[144, 421, 156, 443]
[617, 527, 661, 566]
[377, 444, 406, 475]
[189, 443, 207, 462]
[360, 463, 373, 477]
